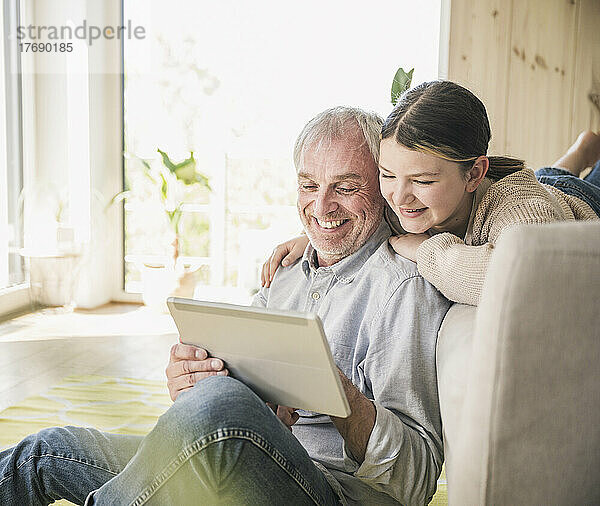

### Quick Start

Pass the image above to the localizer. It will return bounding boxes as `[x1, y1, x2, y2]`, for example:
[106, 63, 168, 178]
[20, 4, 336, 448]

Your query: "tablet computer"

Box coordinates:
[167, 297, 350, 418]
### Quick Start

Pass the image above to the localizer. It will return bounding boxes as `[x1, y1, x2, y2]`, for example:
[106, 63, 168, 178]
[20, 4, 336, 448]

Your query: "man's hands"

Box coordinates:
[165, 343, 229, 401]
[165, 344, 298, 431]
[331, 369, 376, 464]
[388, 233, 429, 262]
[267, 403, 299, 431]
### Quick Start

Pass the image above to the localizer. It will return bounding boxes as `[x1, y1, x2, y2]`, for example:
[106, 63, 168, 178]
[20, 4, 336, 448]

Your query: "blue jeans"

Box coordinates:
[0, 376, 340, 505]
[535, 160, 600, 216]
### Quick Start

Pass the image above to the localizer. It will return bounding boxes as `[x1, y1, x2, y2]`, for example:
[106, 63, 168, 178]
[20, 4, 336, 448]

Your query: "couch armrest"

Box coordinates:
[451, 222, 600, 505]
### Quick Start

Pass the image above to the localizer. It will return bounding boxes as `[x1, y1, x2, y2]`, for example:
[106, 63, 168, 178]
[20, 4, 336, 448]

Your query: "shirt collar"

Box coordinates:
[301, 220, 391, 283]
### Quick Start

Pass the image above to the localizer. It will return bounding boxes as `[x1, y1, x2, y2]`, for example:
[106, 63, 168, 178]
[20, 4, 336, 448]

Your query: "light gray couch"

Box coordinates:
[436, 221, 600, 505]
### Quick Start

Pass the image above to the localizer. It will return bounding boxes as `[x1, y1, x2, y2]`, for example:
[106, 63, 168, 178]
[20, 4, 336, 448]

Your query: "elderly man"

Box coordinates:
[0, 107, 450, 505]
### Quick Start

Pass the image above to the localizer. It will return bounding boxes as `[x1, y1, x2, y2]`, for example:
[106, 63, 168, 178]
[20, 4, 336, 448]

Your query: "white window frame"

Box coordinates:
[2, 0, 126, 310]
[0, 0, 29, 317]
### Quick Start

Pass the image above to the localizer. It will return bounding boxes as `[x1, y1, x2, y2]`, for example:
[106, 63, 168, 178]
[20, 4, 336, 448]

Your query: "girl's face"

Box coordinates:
[378, 139, 481, 236]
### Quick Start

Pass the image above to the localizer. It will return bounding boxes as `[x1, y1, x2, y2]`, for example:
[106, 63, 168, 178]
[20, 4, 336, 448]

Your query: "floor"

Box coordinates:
[0, 304, 178, 412]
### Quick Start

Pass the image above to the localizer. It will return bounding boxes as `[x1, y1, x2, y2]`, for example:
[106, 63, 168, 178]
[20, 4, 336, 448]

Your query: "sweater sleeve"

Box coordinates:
[416, 233, 493, 305]
[416, 198, 565, 305]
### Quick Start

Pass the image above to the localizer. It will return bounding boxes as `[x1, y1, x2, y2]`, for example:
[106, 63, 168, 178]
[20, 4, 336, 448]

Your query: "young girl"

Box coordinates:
[262, 81, 600, 305]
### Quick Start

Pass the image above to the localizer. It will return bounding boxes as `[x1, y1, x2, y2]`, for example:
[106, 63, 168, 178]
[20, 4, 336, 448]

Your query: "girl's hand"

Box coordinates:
[261, 234, 310, 287]
[388, 233, 429, 262]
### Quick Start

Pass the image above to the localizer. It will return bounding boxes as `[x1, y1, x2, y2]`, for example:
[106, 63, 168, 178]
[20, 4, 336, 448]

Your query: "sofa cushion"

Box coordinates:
[436, 303, 477, 487]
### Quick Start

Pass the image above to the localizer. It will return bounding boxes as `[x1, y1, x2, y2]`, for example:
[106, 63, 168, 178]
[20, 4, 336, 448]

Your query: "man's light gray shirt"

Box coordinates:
[253, 221, 451, 505]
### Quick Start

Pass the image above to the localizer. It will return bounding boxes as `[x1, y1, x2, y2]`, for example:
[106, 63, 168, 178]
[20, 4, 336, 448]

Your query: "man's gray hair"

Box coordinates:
[293, 106, 383, 170]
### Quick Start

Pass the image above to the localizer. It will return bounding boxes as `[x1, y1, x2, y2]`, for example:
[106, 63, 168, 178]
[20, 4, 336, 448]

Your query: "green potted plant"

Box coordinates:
[113, 149, 211, 308]
[391, 67, 413, 105]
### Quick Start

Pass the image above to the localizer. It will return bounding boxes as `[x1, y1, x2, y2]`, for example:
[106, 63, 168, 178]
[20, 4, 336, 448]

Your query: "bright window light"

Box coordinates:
[0, 0, 25, 292]
[123, 0, 442, 297]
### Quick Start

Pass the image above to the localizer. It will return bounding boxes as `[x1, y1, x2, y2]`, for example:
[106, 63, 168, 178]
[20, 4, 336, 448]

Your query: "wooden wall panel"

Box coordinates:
[505, 0, 578, 169]
[571, 0, 600, 138]
[447, 0, 599, 170]
[447, 0, 513, 155]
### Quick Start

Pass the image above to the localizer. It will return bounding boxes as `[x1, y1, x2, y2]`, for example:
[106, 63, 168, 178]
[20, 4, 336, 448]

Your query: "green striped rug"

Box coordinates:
[0, 375, 447, 505]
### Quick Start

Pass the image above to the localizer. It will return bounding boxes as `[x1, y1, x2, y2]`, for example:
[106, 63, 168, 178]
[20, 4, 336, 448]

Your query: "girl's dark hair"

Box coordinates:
[381, 80, 525, 180]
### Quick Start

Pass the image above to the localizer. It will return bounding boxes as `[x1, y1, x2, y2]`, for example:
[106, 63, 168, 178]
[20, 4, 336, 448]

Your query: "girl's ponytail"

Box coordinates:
[486, 155, 526, 181]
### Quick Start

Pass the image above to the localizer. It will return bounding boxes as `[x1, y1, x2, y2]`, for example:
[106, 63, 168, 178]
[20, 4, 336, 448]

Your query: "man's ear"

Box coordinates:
[465, 156, 489, 192]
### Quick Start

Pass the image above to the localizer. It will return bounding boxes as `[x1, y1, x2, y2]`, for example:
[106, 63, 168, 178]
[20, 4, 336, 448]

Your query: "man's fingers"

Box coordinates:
[166, 357, 225, 379]
[169, 385, 192, 401]
[177, 369, 227, 386]
[166, 344, 228, 402]
[167, 369, 229, 400]
[276, 406, 298, 427]
[170, 343, 207, 361]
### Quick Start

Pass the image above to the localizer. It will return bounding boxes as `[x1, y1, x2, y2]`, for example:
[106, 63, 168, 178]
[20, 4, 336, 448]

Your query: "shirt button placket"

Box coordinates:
[308, 288, 321, 310]
[308, 274, 325, 310]
[308, 270, 331, 310]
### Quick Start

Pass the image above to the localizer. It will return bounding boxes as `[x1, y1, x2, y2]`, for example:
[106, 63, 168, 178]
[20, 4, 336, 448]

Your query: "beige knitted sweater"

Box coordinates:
[415, 168, 598, 306]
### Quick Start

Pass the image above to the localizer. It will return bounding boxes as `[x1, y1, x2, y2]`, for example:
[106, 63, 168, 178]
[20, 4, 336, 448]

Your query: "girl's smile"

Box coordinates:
[378, 139, 487, 237]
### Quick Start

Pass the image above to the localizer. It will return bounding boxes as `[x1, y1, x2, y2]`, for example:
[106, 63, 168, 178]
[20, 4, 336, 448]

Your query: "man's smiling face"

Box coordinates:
[296, 131, 384, 266]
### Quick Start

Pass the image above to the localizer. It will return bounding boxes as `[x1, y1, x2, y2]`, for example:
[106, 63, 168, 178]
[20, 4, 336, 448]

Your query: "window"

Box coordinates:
[0, 0, 24, 292]
[122, 1, 442, 299]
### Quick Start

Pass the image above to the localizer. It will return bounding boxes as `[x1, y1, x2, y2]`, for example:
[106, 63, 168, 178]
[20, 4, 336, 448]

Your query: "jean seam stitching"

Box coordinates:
[540, 179, 600, 210]
[0, 454, 120, 487]
[129, 428, 323, 506]
[541, 178, 598, 195]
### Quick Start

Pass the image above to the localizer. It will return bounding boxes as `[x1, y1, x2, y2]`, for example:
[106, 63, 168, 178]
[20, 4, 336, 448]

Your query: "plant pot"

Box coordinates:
[141, 263, 178, 312]
[141, 262, 203, 311]
[25, 253, 81, 307]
